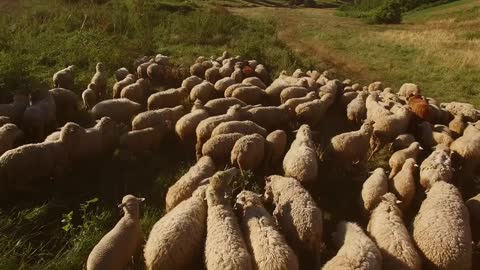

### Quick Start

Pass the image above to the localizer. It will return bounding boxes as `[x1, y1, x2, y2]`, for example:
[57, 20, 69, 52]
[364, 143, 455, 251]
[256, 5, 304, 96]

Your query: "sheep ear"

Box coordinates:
[137, 198, 145, 202]
[117, 203, 124, 208]
[414, 163, 419, 168]
[419, 146, 424, 150]
[395, 200, 403, 205]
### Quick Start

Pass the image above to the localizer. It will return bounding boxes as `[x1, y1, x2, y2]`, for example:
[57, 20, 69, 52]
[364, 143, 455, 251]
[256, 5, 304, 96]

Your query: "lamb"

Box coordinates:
[204, 97, 246, 116]
[231, 85, 265, 105]
[235, 190, 299, 270]
[390, 134, 416, 152]
[90, 62, 108, 100]
[264, 175, 323, 265]
[204, 169, 253, 270]
[175, 100, 210, 143]
[0, 123, 23, 156]
[132, 105, 185, 131]
[181, 75, 203, 91]
[119, 125, 168, 155]
[0, 93, 29, 124]
[367, 193, 422, 270]
[243, 77, 267, 89]
[120, 78, 150, 105]
[413, 182, 472, 270]
[328, 120, 374, 165]
[201, 132, 244, 163]
[113, 74, 136, 99]
[322, 221, 382, 270]
[449, 113, 467, 138]
[195, 105, 243, 159]
[147, 87, 188, 110]
[388, 142, 422, 178]
[347, 91, 368, 124]
[82, 84, 97, 110]
[205, 66, 221, 84]
[86, 195, 145, 270]
[360, 168, 388, 214]
[114, 67, 129, 82]
[144, 186, 207, 270]
[280, 86, 309, 104]
[91, 98, 142, 124]
[283, 124, 318, 183]
[22, 90, 56, 141]
[211, 120, 267, 138]
[52, 65, 75, 89]
[465, 193, 480, 241]
[231, 133, 265, 172]
[420, 145, 453, 191]
[398, 83, 420, 97]
[390, 158, 417, 212]
[283, 92, 317, 111]
[49, 88, 80, 125]
[190, 81, 216, 103]
[295, 99, 330, 127]
[214, 77, 236, 92]
[165, 156, 216, 212]
[248, 105, 291, 131]
[441, 101, 479, 122]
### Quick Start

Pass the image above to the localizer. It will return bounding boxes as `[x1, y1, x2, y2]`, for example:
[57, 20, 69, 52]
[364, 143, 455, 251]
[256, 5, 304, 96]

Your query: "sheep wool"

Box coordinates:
[91, 98, 142, 124]
[329, 120, 374, 165]
[82, 84, 97, 110]
[264, 175, 323, 262]
[214, 77, 236, 93]
[114, 67, 129, 82]
[283, 124, 318, 183]
[231, 85, 265, 105]
[113, 74, 136, 99]
[247, 105, 291, 131]
[165, 156, 216, 212]
[398, 83, 420, 98]
[190, 81, 216, 103]
[175, 100, 210, 143]
[466, 193, 480, 241]
[265, 130, 287, 168]
[0, 123, 23, 156]
[346, 91, 368, 124]
[211, 120, 267, 138]
[390, 134, 416, 152]
[390, 158, 417, 212]
[181, 75, 203, 91]
[132, 105, 185, 131]
[413, 182, 472, 270]
[147, 87, 188, 110]
[204, 97, 247, 116]
[144, 186, 208, 270]
[367, 193, 422, 270]
[205, 169, 253, 270]
[231, 133, 265, 171]
[86, 195, 145, 270]
[419, 145, 453, 190]
[388, 142, 422, 178]
[322, 222, 382, 270]
[449, 113, 466, 138]
[90, 62, 107, 100]
[52, 65, 75, 89]
[202, 132, 244, 163]
[243, 77, 267, 89]
[236, 190, 299, 270]
[0, 94, 29, 124]
[360, 168, 388, 214]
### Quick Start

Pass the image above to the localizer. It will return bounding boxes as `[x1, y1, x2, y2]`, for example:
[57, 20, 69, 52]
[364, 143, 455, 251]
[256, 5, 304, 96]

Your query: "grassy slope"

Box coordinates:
[234, 0, 480, 106]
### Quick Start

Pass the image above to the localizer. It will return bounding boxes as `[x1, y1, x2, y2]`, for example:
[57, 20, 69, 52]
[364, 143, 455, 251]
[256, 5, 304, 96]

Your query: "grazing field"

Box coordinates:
[0, 0, 479, 269]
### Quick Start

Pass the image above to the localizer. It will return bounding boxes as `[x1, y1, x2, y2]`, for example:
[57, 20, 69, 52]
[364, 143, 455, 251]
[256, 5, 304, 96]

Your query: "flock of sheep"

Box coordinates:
[1, 50, 480, 270]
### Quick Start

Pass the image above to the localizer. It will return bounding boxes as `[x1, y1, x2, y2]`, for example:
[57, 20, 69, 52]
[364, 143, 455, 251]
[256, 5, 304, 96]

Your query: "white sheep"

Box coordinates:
[114, 67, 129, 82]
[370, 105, 412, 155]
[466, 193, 480, 241]
[144, 186, 208, 270]
[397, 83, 420, 97]
[175, 100, 209, 144]
[52, 65, 75, 89]
[90, 62, 108, 100]
[235, 190, 299, 270]
[214, 77, 236, 92]
[243, 77, 266, 89]
[0, 94, 29, 124]
[91, 98, 142, 124]
[49, 87, 80, 125]
[449, 131, 480, 177]
[247, 105, 291, 131]
[202, 132, 244, 163]
[204, 169, 253, 270]
[211, 120, 267, 138]
[165, 156, 216, 212]
[118, 125, 168, 156]
[86, 195, 145, 270]
[231, 85, 265, 105]
[132, 105, 185, 131]
[449, 113, 467, 138]
[113, 74, 136, 99]
[390, 134, 416, 152]
[420, 145, 453, 191]
[204, 97, 246, 116]
[205, 66, 221, 84]
[280, 86, 309, 104]
[367, 193, 422, 270]
[346, 91, 368, 124]
[390, 158, 417, 212]
[413, 182, 472, 270]
[22, 90, 56, 141]
[368, 81, 383, 92]
[181, 75, 203, 91]
[442, 101, 479, 122]
[264, 130, 287, 170]
[360, 168, 388, 214]
[283, 125, 318, 183]
[0, 123, 23, 156]
[322, 221, 382, 270]
[190, 81, 216, 103]
[295, 99, 330, 127]
[388, 142, 422, 178]
[82, 83, 97, 110]
[231, 133, 265, 172]
[120, 78, 150, 105]
[147, 87, 188, 110]
[328, 120, 374, 165]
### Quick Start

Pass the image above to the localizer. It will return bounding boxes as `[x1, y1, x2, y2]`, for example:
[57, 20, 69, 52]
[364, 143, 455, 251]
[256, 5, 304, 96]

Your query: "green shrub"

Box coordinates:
[368, 0, 403, 24]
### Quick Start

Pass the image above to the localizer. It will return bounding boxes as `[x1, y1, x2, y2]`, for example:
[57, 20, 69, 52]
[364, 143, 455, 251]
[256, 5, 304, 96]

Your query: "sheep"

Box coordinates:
[340, 91, 358, 108]
[231, 67, 244, 83]
[0, 140, 70, 192]
[420, 145, 453, 191]
[114, 67, 129, 82]
[204, 169, 253, 270]
[231, 133, 265, 172]
[322, 221, 382, 270]
[144, 186, 207, 270]
[22, 90, 56, 141]
[90, 62, 107, 100]
[283, 92, 317, 111]
[91, 98, 142, 124]
[265, 79, 290, 104]
[137, 60, 153, 79]
[118, 125, 168, 155]
[132, 105, 184, 131]
[368, 81, 383, 92]
[0, 93, 29, 124]
[413, 182, 472, 270]
[190, 81, 216, 103]
[133, 56, 150, 71]
[328, 120, 374, 165]
[264, 175, 323, 265]
[175, 100, 209, 143]
[113, 74, 136, 99]
[248, 105, 291, 131]
[280, 86, 309, 104]
[463, 121, 480, 136]
[0, 116, 11, 126]
[120, 78, 150, 104]
[214, 77, 236, 92]
[283, 125, 318, 183]
[195, 105, 243, 159]
[398, 83, 420, 97]
[255, 64, 270, 84]
[165, 156, 216, 212]
[224, 83, 248, 98]
[204, 97, 246, 116]
[86, 195, 145, 270]
[0, 123, 23, 156]
[82, 84, 97, 110]
[442, 101, 479, 122]
[449, 113, 466, 138]
[231, 85, 265, 105]
[347, 91, 368, 124]
[205, 66, 221, 84]
[367, 193, 422, 270]
[418, 121, 454, 148]
[295, 99, 330, 127]
[449, 131, 480, 176]
[190, 63, 205, 78]
[181, 75, 203, 92]
[147, 87, 188, 110]
[365, 93, 389, 121]
[390, 134, 416, 152]
[154, 53, 169, 65]
[211, 120, 267, 138]
[297, 77, 319, 92]
[52, 65, 75, 89]
[49, 88, 80, 125]
[390, 158, 417, 212]
[243, 77, 266, 89]
[360, 168, 388, 214]
[264, 130, 287, 169]
[147, 63, 166, 82]
[235, 190, 299, 270]
[388, 142, 422, 178]
[465, 193, 480, 241]
[202, 132, 244, 163]
[219, 60, 234, 78]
